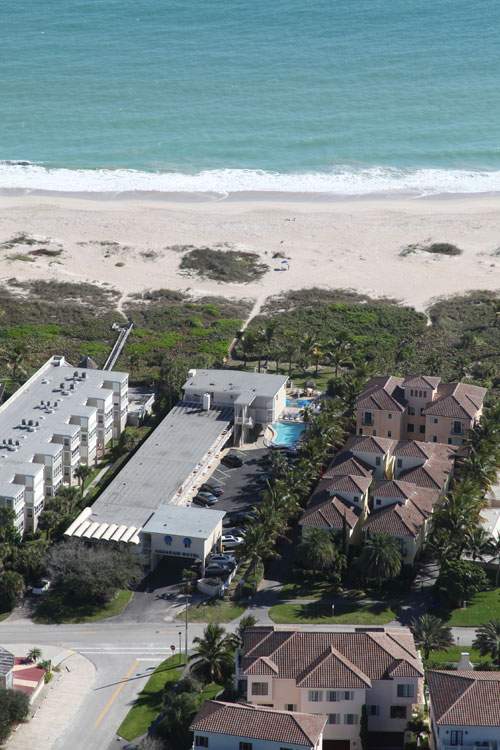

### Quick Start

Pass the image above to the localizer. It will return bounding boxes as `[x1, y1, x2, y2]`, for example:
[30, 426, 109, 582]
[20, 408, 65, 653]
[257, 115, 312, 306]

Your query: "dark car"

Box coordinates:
[204, 564, 232, 578]
[222, 453, 243, 468]
[197, 491, 218, 503]
[228, 510, 257, 524]
[192, 495, 217, 507]
[200, 482, 224, 496]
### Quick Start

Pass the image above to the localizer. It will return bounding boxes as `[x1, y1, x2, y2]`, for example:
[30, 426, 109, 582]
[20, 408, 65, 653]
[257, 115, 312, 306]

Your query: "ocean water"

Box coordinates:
[1, 0, 500, 195]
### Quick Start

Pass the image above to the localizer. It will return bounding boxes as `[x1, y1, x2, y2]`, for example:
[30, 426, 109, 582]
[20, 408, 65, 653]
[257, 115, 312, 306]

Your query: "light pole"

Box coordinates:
[178, 631, 182, 665]
[185, 592, 190, 663]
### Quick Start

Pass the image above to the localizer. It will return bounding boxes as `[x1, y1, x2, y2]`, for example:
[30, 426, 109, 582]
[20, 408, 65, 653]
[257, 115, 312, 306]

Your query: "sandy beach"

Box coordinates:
[0, 193, 498, 313]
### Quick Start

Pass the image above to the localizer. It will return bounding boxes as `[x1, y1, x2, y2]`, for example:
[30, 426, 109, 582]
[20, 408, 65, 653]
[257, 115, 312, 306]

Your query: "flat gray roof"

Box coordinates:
[142, 505, 225, 538]
[183, 369, 288, 399]
[90, 403, 232, 528]
[0, 355, 127, 490]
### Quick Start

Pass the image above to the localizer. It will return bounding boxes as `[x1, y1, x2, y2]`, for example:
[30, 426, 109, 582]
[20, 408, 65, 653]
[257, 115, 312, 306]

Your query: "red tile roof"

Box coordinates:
[363, 501, 425, 537]
[296, 646, 372, 689]
[190, 701, 327, 747]
[427, 670, 500, 727]
[400, 458, 451, 491]
[356, 376, 406, 413]
[242, 627, 423, 684]
[299, 495, 359, 531]
[346, 435, 396, 456]
[323, 452, 373, 479]
[402, 375, 441, 390]
[424, 382, 486, 419]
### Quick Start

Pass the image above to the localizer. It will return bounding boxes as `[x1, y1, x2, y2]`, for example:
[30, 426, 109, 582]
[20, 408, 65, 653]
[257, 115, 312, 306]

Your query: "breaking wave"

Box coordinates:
[1, 162, 500, 196]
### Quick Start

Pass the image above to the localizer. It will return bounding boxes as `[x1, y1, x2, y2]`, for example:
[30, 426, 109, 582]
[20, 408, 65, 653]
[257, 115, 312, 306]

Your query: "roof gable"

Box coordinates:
[297, 646, 372, 689]
[427, 670, 500, 727]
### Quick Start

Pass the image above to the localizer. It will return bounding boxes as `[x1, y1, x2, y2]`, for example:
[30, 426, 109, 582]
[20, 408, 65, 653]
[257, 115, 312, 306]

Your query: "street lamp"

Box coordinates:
[178, 631, 182, 665]
[185, 592, 190, 663]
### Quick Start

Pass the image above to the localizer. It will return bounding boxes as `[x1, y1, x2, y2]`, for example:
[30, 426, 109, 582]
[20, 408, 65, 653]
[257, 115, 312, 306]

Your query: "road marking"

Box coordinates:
[94, 658, 139, 729]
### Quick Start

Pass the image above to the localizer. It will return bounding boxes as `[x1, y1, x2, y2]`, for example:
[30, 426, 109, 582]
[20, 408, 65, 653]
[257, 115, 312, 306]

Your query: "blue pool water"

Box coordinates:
[286, 398, 313, 409]
[271, 421, 306, 447]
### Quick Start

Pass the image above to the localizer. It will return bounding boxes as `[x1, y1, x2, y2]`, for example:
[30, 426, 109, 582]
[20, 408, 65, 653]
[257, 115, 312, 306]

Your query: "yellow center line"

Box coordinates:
[94, 659, 139, 729]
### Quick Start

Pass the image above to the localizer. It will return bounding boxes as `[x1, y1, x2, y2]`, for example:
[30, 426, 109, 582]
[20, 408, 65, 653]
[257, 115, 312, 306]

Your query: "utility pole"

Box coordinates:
[178, 630, 182, 665]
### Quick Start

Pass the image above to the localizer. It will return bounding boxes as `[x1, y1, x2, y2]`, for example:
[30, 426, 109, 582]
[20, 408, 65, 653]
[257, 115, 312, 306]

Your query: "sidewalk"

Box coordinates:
[6, 645, 95, 750]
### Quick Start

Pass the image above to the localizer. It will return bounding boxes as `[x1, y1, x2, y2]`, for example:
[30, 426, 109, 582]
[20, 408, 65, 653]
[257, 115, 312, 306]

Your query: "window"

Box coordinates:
[420, 407, 425, 416]
[251, 682, 268, 696]
[419, 425, 425, 434]
[308, 690, 323, 702]
[388, 413, 392, 419]
[344, 714, 358, 725]
[327, 690, 353, 701]
[407, 424, 414, 433]
[195, 737, 209, 748]
[397, 684, 415, 698]
[375, 457, 381, 466]
[432, 436, 437, 443]
[387, 430, 392, 438]
[285, 704, 296, 711]
[453, 420, 463, 434]
[397, 458, 403, 468]
[328, 714, 341, 724]
[448, 438, 453, 444]
[433, 417, 438, 424]
[359, 428, 363, 435]
[449, 731, 464, 746]
[423, 390, 427, 398]
[353, 496, 359, 503]
[408, 406, 415, 415]
[183, 537, 191, 548]
[410, 389, 413, 396]
[363, 411, 373, 426]
[368, 705, 380, 716]
[239, 743, 252, 750]
[164, 535, 172, 546]
[376, 499, 382, 506]
[390, 706, 407, 719]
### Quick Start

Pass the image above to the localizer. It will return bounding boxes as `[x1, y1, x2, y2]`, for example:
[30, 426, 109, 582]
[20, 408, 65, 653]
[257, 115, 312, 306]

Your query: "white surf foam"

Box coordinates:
[1, 163, 500, 195]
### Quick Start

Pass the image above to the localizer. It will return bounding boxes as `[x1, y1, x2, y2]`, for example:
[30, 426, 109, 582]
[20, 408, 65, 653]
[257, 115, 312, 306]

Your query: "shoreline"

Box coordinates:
[0, 193, 498, 313]
[2, 188, 500, 204]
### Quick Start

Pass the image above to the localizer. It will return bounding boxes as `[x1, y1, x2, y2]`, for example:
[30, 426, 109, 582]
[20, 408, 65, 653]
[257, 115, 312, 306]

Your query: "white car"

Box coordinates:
[221, 534, 244, 549]
[31, 578, 51, 595]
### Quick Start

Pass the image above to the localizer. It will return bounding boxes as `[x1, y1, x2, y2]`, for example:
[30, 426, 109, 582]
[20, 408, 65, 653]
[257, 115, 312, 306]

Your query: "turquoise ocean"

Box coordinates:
[1, 0, 500, 195]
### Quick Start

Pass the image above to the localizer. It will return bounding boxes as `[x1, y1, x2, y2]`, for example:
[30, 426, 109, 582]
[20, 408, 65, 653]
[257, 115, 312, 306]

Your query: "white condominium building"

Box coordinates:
[0, 355, 128, 534]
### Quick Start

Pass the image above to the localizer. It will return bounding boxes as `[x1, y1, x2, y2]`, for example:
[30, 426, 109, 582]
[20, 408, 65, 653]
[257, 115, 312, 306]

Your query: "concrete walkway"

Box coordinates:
[6, 645, 95, 750]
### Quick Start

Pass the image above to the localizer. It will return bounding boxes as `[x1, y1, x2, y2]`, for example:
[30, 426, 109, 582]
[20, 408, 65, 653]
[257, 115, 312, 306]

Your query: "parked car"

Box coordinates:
[200, 483, 224, 496]
[204, 564, 232, 578]
[228, 510, 257, 524]
[31, 578, 51, 595]
[221, 534, 244, 549]
[196, 491, 218, 502]
[208, 555, 236, 570]
[222, 453, 243, 468]
[192, 495, 217, 507]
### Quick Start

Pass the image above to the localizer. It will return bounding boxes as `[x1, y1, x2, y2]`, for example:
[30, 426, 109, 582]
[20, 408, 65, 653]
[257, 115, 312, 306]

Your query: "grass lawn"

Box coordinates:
[181, 600, 246, 623]
[269, 598, 396, 625]
[118, 655, 186, 741]
[447, 588, 500, 626]
[425, 646, 490, 668]
[0, 610, 11, 622]
[35, 589, 133, 624]
[118, 654, 221, 741]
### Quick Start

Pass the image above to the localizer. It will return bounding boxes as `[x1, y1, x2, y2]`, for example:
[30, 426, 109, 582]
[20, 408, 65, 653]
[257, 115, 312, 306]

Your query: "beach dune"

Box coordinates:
[0, 193, 498, 311]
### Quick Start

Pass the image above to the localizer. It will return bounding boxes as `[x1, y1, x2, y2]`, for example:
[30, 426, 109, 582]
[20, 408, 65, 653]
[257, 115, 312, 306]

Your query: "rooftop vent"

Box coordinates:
[8, 438, 13, 445]
[82, 372, 87, 379]
[70, 383, 75, 390]
[41, 378, 49, 384]
[60, 382, 65, 389]
[15, 440, 20, 446]
[28, 420, 33, 427]
[21, 419, 26, 426]
[73, 371, 78, 378]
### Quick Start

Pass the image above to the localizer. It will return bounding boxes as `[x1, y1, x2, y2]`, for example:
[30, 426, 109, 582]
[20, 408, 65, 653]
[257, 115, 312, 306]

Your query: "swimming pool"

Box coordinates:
[286, 397, 313, 408]
[271, 421, 306, 447]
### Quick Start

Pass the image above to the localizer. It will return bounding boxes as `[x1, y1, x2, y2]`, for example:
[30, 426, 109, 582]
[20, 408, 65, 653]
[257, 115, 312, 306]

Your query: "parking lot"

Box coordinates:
[203, 447, 270, 519]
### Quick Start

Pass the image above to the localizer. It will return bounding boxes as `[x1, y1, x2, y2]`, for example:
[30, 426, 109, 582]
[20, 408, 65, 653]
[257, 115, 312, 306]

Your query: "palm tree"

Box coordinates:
[189, 623, 234, 683]
[487, 537, 500, 587]
[406, 708, 428, 743]
[74, 464, 92, 495]
[473, 619, 500, 666]
[465, 527, 492, 562]
[410, 615, 454, 661]
[27, 647, 42, 663]
[359, 533, 402, 587]
[230, 614, 258, 649]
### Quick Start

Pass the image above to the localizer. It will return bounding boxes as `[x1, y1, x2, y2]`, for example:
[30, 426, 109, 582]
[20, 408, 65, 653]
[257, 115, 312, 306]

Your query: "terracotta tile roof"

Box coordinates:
[424, 382, 486, 419]
[312, 474, 372, 504]
[427, 670, 500, 727]
[323, 452, 373, 479]
[297, 646, 372, 689]
[299, 496, 359, 531]
[242, 627, 423, 683]
[394, 440, 434, 459]
[372, 480, 440, 516]
[346, 435, 396, 456]
[356, 376, 406, 413]
[400, 458, 451, 491]
[245, 656, 278, 675]
[402, 375, 441, 390]
[190, 701, 327, 747]
[363, 501, 425, 537]
[0, 646, 14, 676]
